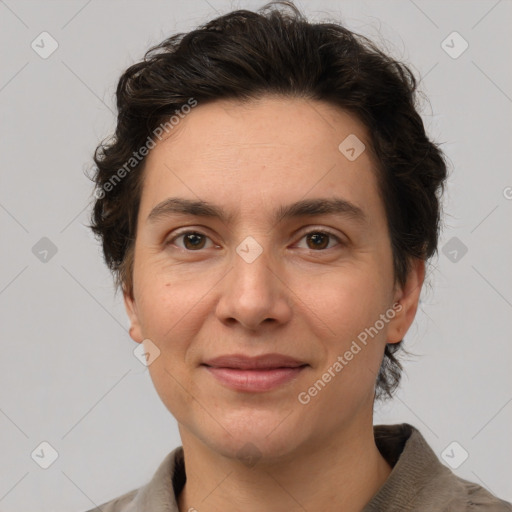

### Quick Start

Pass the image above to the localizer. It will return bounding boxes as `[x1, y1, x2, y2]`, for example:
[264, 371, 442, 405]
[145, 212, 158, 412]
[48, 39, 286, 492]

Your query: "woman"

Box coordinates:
[86, 2, 512, 510]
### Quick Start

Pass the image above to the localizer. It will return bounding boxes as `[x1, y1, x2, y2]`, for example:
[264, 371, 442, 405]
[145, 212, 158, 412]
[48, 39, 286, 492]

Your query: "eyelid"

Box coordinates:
[166, 227, 218, 249]
[166, 226, 346, 251]
[295, 225, 345, 241]
[293, 226, 346, 249]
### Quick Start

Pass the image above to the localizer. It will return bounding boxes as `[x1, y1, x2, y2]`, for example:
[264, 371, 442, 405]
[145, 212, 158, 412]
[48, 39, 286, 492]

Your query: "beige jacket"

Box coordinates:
[84, 423, 512, 511]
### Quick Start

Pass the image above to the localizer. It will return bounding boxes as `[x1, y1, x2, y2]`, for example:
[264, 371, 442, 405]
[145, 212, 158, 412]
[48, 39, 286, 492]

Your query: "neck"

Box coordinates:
[177, 420, 391, 512]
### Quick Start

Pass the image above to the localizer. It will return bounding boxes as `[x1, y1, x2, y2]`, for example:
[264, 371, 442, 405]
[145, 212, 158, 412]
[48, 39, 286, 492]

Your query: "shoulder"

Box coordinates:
[366, 423, 512, 511]
[82, 487, 139, 512]
[459, 477, 512, 511]
[79, 446, 184, 512]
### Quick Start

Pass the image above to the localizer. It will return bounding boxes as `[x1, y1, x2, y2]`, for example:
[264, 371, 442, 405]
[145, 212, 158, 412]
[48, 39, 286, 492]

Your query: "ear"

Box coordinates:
[123, 289, 144, 343]
[387, 258, 425, 344]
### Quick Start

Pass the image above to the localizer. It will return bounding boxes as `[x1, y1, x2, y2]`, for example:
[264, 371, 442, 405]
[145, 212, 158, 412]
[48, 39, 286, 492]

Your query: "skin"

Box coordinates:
[124, 96, 425, 512]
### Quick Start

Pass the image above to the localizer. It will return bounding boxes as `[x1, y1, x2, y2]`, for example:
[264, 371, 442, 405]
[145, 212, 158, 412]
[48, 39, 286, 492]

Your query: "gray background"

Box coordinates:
[0, 0, 511, 510]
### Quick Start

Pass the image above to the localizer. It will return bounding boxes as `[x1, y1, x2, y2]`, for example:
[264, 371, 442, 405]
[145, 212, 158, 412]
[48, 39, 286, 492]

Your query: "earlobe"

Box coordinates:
[123, 290, 144, 343]
[387, 259, 426, 344]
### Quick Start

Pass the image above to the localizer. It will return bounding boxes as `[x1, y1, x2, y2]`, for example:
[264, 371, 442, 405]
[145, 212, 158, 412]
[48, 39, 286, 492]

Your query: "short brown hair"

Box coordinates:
[89, 1, 447, 399]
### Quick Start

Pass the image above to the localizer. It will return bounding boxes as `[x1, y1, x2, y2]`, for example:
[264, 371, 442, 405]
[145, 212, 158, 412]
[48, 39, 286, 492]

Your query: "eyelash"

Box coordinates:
[166, 228, 345, 252]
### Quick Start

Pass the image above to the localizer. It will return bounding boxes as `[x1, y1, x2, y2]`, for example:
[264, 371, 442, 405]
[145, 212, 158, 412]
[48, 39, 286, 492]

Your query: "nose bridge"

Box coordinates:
[215, 233, 292, 329]
[232, 234, 276, 302]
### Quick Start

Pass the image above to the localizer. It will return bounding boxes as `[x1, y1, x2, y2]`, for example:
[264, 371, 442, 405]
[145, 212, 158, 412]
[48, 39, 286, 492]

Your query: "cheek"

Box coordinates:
[137, 276, 202, 413]
[313, 265, 392, 338]
[134, 259, 202, 339]
[146, 355, 197, 426]
[308, 269, 394, 398]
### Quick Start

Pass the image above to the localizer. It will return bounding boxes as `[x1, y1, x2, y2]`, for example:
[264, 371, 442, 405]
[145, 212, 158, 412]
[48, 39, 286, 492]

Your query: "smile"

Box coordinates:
[202, 365, 308, 392]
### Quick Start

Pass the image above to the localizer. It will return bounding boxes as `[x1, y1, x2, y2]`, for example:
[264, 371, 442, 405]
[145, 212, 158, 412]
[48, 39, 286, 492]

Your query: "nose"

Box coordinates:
[214, 241, 293, 332]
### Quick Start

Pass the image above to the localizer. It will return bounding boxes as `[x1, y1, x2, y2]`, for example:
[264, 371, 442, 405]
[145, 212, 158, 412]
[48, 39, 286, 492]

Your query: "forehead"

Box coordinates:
[150, 96, 371, 163]
[139, 96, 382, 224]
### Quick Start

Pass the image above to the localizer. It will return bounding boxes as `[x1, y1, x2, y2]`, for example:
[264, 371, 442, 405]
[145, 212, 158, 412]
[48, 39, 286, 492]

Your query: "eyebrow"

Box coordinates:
[146, 196, 368, 226]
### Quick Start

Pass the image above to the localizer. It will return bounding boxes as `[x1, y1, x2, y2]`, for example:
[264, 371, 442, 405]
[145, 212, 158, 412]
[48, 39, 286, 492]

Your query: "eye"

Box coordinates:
[296, 229, 343, 251]
[166, 228, 344, 252]
[168, 230, 216, 251]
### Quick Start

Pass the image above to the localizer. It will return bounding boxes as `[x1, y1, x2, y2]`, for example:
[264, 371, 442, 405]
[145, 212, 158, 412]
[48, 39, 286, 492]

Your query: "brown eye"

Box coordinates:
[183, 232, 206, 250]
[169, 231, 214, 251]
[296, 230, 342, 251]
[306, 232, 330, 250]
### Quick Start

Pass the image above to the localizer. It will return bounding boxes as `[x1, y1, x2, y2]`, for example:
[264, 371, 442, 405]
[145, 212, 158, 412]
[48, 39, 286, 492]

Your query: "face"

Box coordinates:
[124, 96, 423, 462]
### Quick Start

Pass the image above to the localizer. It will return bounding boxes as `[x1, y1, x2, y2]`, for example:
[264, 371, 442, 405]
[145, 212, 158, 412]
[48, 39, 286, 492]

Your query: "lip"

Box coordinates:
[202, 353, 307, 370]
[202, 353, 308, 392]
[204, 366, 307, 392]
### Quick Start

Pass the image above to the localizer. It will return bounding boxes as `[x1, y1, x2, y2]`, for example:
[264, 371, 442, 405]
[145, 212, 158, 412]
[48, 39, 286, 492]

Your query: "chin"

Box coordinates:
[214, 434, 302, 467]
[199, 412, 307, 464]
